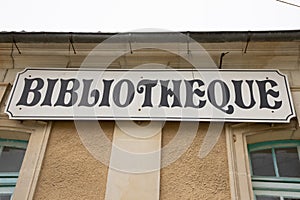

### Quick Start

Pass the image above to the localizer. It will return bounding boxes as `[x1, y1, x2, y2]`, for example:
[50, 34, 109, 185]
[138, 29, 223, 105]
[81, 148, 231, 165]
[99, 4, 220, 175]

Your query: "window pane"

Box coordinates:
[275, 147, 300, 177]
[0, 147, 26, 172]
[284, 198, 300, 200]
[0, 195, 11, 200]
[256, 195, 280, 200]
[250, 149, 276, 176]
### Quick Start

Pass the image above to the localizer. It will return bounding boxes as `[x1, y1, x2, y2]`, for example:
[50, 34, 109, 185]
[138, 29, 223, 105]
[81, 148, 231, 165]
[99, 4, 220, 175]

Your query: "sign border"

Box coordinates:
[5, 68, 296, 122]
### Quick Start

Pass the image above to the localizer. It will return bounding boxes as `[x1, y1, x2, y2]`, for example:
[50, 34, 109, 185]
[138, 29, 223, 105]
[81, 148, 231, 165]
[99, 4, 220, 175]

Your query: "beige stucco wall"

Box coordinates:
[33, 121, 114, 200]
[160, 122, 231, 200]
[33, 121, 230, 200]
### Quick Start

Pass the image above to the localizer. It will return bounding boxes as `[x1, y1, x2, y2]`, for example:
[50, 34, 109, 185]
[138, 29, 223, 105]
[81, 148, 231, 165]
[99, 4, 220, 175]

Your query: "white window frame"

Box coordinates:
[225, 121, 300, 200]
[0, 119, 52, 200]
[0, 139, 28, 199]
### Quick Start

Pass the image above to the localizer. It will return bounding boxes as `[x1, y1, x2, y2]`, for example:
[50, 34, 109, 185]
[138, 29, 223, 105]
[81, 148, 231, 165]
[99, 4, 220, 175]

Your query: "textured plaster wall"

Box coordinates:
[160, 122, 231, 200]
[33, 121, 230, 200]
[33, 121, 114, 200]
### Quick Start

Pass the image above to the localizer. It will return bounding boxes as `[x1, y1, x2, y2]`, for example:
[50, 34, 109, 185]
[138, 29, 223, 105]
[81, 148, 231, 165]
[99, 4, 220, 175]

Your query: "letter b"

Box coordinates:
[17, 78, 44, 106]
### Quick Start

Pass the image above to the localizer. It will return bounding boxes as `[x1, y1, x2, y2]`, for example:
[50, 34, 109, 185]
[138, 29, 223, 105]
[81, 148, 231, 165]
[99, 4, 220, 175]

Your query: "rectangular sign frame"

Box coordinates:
[5, 68, 295, 122]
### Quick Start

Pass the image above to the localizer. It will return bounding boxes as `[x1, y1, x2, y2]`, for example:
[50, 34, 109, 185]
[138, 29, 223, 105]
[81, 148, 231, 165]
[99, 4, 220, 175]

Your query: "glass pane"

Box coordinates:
[275, 147, 300, 177]
[256, 195, 280, 200]
[284, 198, 300, 200]
[0, 147, 26, 172]
[0, 195, 11, 200]
[250, 149, 276, 176]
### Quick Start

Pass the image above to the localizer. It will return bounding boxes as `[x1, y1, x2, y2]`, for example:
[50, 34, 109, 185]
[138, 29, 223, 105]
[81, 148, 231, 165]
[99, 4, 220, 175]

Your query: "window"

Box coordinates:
[0, 139, 28, 200]
[0, 119, 52, 200]
[248, 140, 300, 200]
[225, 121, 300, 199]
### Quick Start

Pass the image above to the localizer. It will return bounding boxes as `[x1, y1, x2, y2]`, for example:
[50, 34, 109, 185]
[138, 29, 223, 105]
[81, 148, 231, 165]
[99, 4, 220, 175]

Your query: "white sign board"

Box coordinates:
[5, 68, 295, 122]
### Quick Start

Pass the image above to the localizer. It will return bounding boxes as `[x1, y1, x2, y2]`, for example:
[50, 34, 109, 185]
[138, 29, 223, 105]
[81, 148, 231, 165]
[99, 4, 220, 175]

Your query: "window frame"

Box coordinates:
[0, 139, 28, 199]
[0, 119, 52, 200]
[225, 121, 300, 200]
[248, 140, 300, 199]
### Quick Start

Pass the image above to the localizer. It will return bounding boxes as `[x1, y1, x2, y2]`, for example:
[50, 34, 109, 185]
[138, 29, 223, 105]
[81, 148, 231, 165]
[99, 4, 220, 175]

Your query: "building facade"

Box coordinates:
[0, 31, 300, 200]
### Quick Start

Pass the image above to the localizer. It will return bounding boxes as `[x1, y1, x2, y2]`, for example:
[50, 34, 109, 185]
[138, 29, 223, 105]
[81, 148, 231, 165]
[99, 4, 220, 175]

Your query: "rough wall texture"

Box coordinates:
[34, 121, 230, 200]
[160, 122, 231, 200]
[33, 121, 114, 200]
